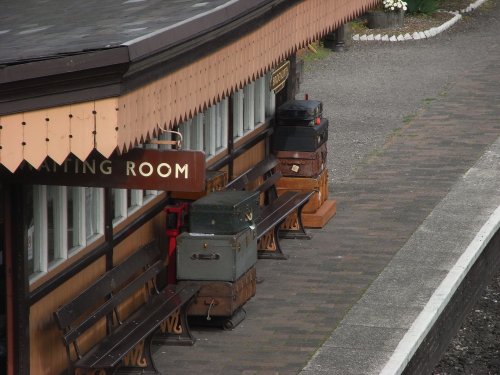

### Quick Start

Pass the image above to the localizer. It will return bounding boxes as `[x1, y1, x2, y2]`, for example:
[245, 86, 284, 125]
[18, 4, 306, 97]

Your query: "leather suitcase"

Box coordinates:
[189, 190, 260, 234]
[275, 143, 327, 177]
[275, 168, 329, 214]
[178, 266, 256, 318]
[171, 170, 227, 200]
[272, 118, 329, 152]
[277, 99, 323, 127]
[176, 226, 257, 282]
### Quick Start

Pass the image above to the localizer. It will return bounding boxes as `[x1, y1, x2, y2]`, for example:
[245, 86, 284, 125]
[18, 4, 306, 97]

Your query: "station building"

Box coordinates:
[0, 0, 375, 373]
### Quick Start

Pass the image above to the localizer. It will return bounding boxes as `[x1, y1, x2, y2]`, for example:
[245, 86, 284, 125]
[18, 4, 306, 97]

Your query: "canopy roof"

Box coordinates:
[0, 0, 376, 172]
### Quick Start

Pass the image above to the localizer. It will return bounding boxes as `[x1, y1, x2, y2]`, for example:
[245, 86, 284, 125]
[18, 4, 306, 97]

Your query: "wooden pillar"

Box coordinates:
[285, 53, 297, 101]
[104, 187, 113, 270]
[227, 96, 234, 180]
[6, 184, 29, 375]
[324, 24, 349, 52]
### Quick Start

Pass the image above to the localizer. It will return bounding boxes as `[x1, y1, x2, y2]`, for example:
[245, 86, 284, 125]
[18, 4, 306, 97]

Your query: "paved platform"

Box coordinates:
[153, 5, 500, 375]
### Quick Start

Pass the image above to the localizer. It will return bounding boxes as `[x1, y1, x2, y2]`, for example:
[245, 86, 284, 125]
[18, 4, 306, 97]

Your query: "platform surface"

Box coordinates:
[153, 3, 500, 374]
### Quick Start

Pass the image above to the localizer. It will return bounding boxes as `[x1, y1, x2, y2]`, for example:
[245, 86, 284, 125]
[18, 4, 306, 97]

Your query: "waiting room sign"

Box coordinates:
[4, 149, 206, 192]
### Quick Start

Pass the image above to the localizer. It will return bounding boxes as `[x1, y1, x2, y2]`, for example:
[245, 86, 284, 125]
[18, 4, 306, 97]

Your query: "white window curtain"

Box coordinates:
[27, 185, 104, 282]
[233, 90, 244, 139]
[243, 82, 255, 132]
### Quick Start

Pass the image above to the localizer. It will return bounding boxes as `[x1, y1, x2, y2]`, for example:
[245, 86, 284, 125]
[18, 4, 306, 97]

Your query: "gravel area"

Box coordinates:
[297, 0, 500, 372]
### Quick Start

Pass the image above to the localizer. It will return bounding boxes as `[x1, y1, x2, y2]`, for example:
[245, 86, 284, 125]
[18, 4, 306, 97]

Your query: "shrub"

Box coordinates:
[405, 0, 439, 13]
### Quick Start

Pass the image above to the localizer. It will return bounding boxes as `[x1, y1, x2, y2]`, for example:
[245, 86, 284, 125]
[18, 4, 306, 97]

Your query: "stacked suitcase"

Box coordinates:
[272, 99, 336, 228]
[176, 190, 259, 329]
[171, 170, 227, 201]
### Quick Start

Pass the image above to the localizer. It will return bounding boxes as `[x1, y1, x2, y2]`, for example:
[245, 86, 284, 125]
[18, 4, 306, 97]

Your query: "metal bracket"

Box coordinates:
[148, 129, 183, 149]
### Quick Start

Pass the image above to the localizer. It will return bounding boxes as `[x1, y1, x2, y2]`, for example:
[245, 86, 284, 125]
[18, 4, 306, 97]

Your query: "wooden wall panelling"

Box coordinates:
[95, 98, 119, 158]
[69, 102, 96, 162]
[21, 110, 48, 170]
[0, 114, 24, 172]
[112, 212, 166, 320]
[233, 140, 265, 177]
[46, 106, 71, 166]
[29, 256, 107, 375]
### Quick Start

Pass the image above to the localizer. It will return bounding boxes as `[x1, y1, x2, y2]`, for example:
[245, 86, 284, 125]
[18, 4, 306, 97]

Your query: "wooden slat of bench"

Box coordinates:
[255, 191, 313, 239]
[255, 170, 282, 194]
[54, 241, 160, 329]
[225, 156, 279, 191]
[77, 286, 199, 369]
[62, 260, 165, 346]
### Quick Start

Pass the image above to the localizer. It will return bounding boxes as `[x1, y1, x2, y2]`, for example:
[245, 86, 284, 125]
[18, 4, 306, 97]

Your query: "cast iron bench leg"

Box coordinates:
[113, 335, 159, 375]
[258, 225, 288, 260]
[279, 205, 312, 240]
[153, 306, 196, 346]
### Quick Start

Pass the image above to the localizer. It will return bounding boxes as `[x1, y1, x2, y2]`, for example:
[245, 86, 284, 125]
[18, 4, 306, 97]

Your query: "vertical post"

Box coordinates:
[323, 23, 348, 52]
[104, 187, 113, 270]
[333, 24, 347, 52]
[227, 96, 234, 180]
[2, 184, 13, 375]
[8, 184, 29, 375]
[285, 54, 297, 101]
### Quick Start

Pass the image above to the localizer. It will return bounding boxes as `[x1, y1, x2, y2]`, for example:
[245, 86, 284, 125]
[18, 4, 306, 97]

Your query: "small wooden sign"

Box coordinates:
[3, 149, 206, 192]
[270, 60, 290, 94]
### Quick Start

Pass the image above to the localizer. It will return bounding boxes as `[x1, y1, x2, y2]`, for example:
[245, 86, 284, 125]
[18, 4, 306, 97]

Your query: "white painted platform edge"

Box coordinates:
[379, 204, 500, 375]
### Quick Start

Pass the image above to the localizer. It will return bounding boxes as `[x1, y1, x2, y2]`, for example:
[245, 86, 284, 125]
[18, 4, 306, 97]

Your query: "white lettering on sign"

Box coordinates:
[157, 163, 172, 178]
[31, 157, 191, 181]
[126, 161, 136, 176]
[138, 162, 154, 177]
[100, 160, 112, 175]
[126, 161, 189, 179]
[176, 164, 188, 179]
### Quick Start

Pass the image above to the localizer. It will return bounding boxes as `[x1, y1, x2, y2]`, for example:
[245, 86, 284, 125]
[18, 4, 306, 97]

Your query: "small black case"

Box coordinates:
[276, 100, 323, 127]
[273, 118, 329, 152]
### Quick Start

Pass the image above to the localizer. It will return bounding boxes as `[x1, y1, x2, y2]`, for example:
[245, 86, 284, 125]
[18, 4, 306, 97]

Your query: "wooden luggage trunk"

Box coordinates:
[189, 190, 260, 235]
[276, 99, 323, 127]
[275, 143, 327, 178]
[178, 266, 256, 318]
[171, 170, 227, 200]
[176, 227, 257, 282]
[275, 168, 328, 214]
[272, 118, 329, 152]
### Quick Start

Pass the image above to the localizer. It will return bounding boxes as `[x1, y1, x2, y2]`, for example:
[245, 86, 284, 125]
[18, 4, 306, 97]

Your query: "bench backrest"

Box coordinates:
[225, 155, 279, 191]
[225, 155, 281, 203]
[54, 241, 163, 348]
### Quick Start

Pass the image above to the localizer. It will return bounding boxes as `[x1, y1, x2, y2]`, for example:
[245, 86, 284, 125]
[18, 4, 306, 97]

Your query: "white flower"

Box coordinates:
[382, 0, 407, 11]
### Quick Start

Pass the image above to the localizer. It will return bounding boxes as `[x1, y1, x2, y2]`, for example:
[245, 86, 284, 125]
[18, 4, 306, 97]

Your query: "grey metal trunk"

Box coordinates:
[176, 227, 257, 282]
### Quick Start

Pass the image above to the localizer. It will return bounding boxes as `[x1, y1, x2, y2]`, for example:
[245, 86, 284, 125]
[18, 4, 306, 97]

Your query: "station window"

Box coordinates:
[25, 185, 104, 281]
[233, 73, 275, 142]
[177, 98, 228, 159]
[177, 72, 275, 150]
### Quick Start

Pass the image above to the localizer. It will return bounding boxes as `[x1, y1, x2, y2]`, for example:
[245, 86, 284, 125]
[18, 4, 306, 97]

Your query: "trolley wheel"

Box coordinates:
[223, 308, 246, 330]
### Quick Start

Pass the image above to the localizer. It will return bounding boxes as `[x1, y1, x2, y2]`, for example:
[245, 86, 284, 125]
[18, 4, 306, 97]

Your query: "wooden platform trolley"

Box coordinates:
[272, 99, 337, 228]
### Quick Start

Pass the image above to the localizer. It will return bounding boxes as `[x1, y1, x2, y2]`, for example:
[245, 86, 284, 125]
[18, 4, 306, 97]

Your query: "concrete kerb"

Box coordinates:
[352, 0, 488, 42]
[380, 203, 500, 374]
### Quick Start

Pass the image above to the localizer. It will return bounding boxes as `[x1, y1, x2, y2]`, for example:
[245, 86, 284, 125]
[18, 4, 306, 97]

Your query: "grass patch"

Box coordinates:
[403, 113, 416, 124]
[350, 20, 368, 34]
[301, 42, 331, 66]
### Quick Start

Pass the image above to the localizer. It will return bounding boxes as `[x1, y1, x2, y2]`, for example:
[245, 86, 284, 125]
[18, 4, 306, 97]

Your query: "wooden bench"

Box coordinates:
[54, 241, 199, 375]
[225, 155, 313, 260]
